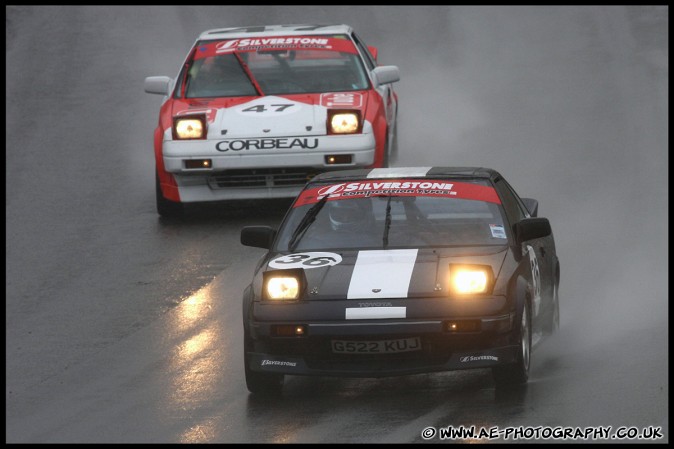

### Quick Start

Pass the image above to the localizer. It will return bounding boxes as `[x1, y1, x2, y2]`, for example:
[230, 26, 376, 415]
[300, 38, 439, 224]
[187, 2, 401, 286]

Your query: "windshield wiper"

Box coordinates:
[233, 51, 265, 96]
[383, 195, 393, 248]
[288, 196, 329, 251]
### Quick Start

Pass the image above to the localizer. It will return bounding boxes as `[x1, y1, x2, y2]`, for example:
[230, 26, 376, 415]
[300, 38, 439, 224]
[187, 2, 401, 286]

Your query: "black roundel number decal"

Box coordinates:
[268, 252, 342, 269]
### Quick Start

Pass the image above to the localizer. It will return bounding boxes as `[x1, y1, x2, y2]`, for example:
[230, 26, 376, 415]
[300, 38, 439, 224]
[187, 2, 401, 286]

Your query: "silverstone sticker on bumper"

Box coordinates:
[251, 354, 308, 372]
[347, 249, 418, 299]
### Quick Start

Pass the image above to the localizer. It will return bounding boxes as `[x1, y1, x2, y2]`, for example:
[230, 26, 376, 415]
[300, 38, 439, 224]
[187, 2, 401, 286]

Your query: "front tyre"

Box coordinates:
[155, 171, 183, 218]
[493, 300, 531, 388]
[545, 281, 560, 335]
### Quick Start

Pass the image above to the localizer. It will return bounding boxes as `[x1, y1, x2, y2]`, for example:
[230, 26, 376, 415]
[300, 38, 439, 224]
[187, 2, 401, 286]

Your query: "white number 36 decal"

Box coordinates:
[268, 252, 342, 269]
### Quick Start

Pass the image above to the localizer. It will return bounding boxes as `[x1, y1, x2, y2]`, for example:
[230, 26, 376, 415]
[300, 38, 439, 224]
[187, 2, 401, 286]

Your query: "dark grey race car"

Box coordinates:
[240, 167, 560, 395]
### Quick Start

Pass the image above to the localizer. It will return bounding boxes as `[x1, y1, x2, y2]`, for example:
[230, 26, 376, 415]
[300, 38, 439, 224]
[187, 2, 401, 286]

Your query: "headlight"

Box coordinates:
[262, 269, 305, 301]
[173, 115, 207, 140]
[327, 110, 361, 134]
[266, 276, 300, 300]
[448, 264, 494, 295]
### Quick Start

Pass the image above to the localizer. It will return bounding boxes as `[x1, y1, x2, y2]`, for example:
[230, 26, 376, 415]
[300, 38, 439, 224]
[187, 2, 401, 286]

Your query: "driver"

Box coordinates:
[328, 199, 375, 232]
[188, 55, 256, 97]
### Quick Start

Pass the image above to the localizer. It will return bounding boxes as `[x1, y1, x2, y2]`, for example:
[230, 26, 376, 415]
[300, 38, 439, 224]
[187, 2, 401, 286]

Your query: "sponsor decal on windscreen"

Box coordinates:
[194, 36, 359, 58]
[294, 179, 502, 207]
[490, 224, 507, 239]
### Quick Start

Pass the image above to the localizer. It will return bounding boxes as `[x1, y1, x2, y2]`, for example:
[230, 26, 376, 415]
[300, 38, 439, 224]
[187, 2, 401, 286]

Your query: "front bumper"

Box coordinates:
[162, 133, 376, 172]
[162, 134, 376, 202]
[246, 312, 518, 378]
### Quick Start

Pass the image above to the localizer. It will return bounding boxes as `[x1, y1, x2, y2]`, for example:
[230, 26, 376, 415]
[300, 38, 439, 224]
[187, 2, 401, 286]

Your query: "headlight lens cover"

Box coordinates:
[173, 115, 207, 140]
[327, 110, 361, 134]
[448, 264, 494, 295]
[266, 276, 300, 300]
[263, 269, 306, 301]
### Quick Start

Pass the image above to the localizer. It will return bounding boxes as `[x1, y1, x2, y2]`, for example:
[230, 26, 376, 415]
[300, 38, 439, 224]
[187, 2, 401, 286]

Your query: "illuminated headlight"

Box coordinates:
[173, 115, 207, 140]
[266, 277, 299, 300]
[262, 269, 305, 301]
[328, 110, 361, 134]
[448, 265, 494, 295]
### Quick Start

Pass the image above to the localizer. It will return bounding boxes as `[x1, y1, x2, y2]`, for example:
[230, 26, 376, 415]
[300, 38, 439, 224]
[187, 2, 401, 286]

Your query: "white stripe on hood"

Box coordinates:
[347, 249, 418, 299]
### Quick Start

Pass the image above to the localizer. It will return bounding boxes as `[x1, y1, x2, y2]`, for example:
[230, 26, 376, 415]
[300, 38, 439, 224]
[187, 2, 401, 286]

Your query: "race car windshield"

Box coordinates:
[184, 48, 370, 98]
[287, 195, 329, 251]
[275, 185, 510, 251]
[185, 54, 258, 98]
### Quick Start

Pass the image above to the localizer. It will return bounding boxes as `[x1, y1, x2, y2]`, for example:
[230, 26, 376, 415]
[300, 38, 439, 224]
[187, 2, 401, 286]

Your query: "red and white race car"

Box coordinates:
[144, 24, 400, 217]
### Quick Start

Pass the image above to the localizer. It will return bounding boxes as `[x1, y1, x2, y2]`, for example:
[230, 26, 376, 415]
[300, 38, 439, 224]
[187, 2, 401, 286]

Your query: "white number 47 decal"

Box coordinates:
[242, 104, 293, 113]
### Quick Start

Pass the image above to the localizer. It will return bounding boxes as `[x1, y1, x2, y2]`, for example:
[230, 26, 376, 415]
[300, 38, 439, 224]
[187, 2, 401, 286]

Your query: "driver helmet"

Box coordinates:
[328, 199, 373, 232]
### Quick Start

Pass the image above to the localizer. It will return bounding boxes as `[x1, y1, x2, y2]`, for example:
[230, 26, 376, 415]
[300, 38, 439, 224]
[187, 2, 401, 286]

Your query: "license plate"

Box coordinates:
[331, 337, 422, 354]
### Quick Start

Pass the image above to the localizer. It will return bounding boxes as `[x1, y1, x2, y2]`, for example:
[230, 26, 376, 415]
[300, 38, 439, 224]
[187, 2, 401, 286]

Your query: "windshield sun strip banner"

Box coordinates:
[367, 167, 433, 178]
[193, 36, 359, 59]
[293, 179, 502, 207]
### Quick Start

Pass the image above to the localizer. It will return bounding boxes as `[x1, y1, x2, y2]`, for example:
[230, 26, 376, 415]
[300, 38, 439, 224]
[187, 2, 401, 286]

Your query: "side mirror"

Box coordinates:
[144, 76, 171, 95]
[372, 66, 400, 86]
[241, 226, 277, 249]
[513, 217, 551, 246]
[521, 198, 539, 217]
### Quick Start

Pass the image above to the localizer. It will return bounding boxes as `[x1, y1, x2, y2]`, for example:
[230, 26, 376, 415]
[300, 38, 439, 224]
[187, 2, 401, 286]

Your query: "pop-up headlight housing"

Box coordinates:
[262, 268, 307, 301]
[327, 110, 362, 134]
[173, 114, 207, 140]
[448, 264, 494, 295]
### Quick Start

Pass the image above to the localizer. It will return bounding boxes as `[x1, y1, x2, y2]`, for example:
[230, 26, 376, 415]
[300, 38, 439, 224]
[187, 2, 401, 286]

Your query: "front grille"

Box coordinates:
[208, 168, 319, 189]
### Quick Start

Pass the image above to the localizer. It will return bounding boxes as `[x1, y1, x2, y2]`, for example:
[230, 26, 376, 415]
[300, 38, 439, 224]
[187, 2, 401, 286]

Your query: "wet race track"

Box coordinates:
[6, 6, 668, 443]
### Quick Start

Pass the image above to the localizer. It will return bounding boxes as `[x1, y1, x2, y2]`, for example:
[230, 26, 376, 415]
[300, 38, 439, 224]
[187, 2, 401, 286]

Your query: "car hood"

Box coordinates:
[172, 92, 371, 138]
[262, 246, 509, 300]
